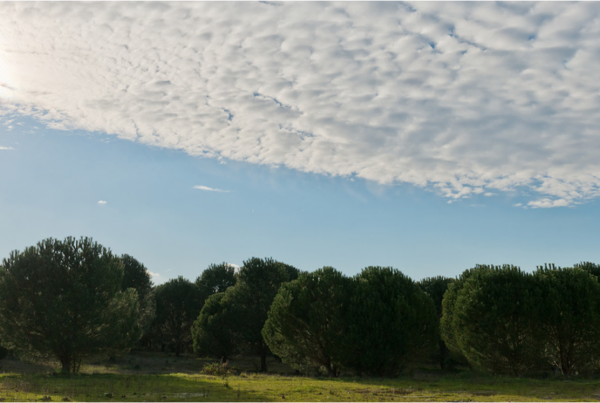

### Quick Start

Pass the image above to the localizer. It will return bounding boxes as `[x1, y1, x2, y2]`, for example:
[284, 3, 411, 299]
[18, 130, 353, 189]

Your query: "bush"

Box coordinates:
[200, 362, 239, 376]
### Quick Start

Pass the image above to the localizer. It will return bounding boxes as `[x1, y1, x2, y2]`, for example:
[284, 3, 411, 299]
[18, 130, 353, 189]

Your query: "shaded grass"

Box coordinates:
[1, 354, 600, 401]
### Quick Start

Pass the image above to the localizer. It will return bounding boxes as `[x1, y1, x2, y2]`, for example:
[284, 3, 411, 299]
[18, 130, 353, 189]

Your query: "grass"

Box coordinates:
[1, 354, 600, 401]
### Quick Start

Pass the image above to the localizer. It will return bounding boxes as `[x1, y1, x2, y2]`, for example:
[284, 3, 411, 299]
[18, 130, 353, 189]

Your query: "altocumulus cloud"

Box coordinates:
[1, 2, 600, 207]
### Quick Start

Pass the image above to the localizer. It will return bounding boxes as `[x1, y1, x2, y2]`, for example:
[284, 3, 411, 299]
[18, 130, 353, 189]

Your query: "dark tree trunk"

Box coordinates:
[327, 364, 339, 377]
[260, 352, 267, 372]
[60, 356, 71, 373]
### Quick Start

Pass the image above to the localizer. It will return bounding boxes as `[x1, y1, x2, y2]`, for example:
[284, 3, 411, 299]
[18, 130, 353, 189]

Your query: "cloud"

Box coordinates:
[194, 185, 229, 193]
[97, 200, 107, 205]
[528, 198, 570, 209]
[0, 146, 13, 150]
[1, 3, 600, 207]
[146, 271, 160, 278]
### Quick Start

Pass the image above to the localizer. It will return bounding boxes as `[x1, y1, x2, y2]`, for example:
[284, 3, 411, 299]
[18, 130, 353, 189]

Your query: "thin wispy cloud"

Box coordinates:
[1, 2, 599, 207]
[97, 200, 107, 205]
[0, 146, 13, 150]
[194, 185, 230, 193]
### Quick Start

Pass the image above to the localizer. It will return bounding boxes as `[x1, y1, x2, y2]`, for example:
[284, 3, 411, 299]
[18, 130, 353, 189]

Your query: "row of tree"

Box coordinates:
[2, 236, 600, 377]
[441, 263, 600, 376]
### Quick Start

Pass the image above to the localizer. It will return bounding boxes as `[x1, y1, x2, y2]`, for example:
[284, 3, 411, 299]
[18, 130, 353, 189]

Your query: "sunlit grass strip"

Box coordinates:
[1, 372, 600, 402]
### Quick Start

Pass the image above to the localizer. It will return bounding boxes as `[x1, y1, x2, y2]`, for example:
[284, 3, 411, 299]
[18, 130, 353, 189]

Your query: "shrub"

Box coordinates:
[200, 362, 239, 377]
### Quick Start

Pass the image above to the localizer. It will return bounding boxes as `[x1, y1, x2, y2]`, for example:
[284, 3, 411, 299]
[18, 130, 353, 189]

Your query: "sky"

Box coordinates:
[1, 2, 600, 284]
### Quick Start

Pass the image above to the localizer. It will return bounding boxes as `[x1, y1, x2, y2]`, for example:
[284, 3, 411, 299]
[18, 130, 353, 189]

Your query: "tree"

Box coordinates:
[0, 237, 141, 373]
[418, 276, 455, 369]
[195, 262, 237, 300]
[235, 257, 299, 372]
[533, 264, 600, 375]
[450, 266, 542, 376]
[121, 254, 155, 340]
[153, 276, 204, 356]
[343, 266, 438, 376]
[263, 267, 351, 376]
[192, 290, 242, 362]
[575, 261, 600, 278]
[440, 265, 491, 365]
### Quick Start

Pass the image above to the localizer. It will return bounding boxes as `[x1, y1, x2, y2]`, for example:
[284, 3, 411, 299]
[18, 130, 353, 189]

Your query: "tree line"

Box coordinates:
[1, 236, 600, 377]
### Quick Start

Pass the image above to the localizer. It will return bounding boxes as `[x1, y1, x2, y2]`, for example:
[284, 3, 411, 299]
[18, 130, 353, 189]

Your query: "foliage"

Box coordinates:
[263, 267, 351, 376]
[152, 276, 204, 356]
[0, 237, 141, 373]
[199, 361, 240, 376]
[533, 264, 600, 375]
[451, 265, 542, 375]
[195, 262, 237, 299]
[192, 291, 242, 362]
[120, 254, 156, 340]
[234, 257, 300, 372]
[343, 266, 438, 376]
[575, 261, 600, 278]
[418, 276, 455, 369]
[440, 265, 492, 365]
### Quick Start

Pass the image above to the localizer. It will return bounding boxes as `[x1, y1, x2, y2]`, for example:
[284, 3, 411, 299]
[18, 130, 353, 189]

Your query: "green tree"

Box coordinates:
[534, 264, 600, 375]
[236, 257, 299, 372]
[418, 276, 455, 369]
[0, 237, 141, 373]
[192, 290, 242, 362]
[263, 267, 351, 376]
[195, 263, 237, 301]
[343, 266, 438, 376]
[153, 276, 204, 356]
[121, 254, 155, 339]
[440, 265, 491, 364]
[575, 261, 600, 278]
[451, 266, 541, 376]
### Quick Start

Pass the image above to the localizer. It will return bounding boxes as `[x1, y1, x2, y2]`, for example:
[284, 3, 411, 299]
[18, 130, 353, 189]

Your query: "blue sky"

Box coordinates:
[2, 114, 599, 283]
[1, 2, 600, 283]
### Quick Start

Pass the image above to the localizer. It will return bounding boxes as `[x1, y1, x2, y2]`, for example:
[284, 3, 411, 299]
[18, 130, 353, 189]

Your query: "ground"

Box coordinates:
[0, 352, 600, 401]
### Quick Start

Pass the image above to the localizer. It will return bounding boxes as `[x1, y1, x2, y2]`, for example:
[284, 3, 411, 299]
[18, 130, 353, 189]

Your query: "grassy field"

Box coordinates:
[1, 353, 600, 401]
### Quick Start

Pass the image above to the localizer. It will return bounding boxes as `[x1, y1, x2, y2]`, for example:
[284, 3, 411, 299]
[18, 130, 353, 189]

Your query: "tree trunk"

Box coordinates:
[260, 352, 267, 372]
[327, 364, 339, 377]
[60, 356, 71, 373]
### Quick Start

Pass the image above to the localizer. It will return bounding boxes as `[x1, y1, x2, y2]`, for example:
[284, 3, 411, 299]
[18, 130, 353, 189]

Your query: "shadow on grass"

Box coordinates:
[0, 372, 274, 402]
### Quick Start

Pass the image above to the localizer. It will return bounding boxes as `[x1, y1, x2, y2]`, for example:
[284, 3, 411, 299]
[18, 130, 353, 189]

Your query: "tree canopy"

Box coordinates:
[121, 254, 155, 338]
[152, 276, 204, 356]
[418, 276, 455, 369]
[451, 265, 541, 375]
[263, 267, 351, 376]
[343, 266, 438, 376]
[0, 237, 141, 373]
[195, 262, 237, 299]
[192, 290, 242, 362]
[534, 264, 600, 375]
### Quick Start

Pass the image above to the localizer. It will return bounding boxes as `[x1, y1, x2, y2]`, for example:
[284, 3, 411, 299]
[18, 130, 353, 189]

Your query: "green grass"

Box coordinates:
[1, 354, 600, 401]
